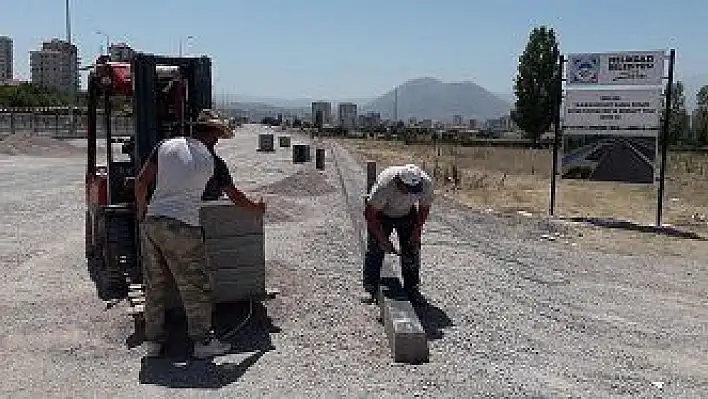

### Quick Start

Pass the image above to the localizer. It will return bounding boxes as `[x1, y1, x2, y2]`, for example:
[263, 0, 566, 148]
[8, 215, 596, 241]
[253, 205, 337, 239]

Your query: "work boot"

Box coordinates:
[361, 284, 378, 304]
[193, 337, 231, 359]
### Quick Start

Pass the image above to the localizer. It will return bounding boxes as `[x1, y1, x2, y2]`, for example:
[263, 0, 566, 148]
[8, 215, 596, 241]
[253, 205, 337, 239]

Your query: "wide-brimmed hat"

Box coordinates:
[192, 109, 233, 138]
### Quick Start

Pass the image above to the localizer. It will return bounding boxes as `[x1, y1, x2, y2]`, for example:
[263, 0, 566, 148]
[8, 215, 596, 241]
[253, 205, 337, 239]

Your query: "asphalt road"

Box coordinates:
[590, 137, 655, 183]
[0, 127, 707, 397]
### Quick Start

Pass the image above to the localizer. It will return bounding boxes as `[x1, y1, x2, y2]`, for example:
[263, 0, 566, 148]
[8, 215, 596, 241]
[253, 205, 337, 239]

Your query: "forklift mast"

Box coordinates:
[132, 53, 212, 169]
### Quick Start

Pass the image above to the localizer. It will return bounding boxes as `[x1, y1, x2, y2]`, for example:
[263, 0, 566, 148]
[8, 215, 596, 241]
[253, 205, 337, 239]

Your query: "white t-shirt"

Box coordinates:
[366, 165, 434, 218]
[145, 137, 215, 226]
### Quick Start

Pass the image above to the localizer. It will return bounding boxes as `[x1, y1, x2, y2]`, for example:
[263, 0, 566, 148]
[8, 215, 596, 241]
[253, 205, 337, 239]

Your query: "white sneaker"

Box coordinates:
[193, 338, 231, 359]
[144, 341, 163, 357]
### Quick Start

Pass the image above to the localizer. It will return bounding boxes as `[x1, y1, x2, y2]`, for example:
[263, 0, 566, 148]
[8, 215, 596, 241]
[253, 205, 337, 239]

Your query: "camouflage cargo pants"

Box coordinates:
[141, 215, 212, 343]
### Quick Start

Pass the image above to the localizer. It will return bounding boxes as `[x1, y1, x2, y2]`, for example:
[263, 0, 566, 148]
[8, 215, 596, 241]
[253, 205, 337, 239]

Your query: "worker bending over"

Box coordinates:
[135, 109, 265, 359]
[363, 163, 434, 304]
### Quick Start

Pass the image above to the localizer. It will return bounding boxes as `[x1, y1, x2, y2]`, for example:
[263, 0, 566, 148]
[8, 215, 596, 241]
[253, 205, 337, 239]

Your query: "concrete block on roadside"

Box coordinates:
[200, 201, 264, 238]
[279, 135, 291, 147]
[292, 144, 311, 164]
[377, 262, 429, 364]
[258, 133, 275, 152]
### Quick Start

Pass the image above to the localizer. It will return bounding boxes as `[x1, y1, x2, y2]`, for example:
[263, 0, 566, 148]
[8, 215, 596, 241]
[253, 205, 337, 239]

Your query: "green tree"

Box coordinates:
[512, 26, 561, 144]
[0, 83, 71, 107]
[693, 85, 708, 145]
[663, 81, 690, 145]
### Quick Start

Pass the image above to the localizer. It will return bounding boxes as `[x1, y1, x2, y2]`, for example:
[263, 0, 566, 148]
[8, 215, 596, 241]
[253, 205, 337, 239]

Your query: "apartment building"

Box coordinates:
[358, 111, 381, 128]
[311, 101, 332, 126]
[0, 36, 12, 82]
[30, 38, 80, 93]
[338, 102, 357, 130]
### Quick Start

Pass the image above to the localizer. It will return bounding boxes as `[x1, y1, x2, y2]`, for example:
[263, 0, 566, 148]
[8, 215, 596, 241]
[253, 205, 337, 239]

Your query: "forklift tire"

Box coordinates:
[87, 251, 111, 301]
[85, 210, 95, 260]
[105, 243, 129, 300]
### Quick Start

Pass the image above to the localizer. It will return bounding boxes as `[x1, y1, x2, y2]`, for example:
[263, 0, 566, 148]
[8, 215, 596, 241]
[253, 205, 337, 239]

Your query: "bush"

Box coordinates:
[0, 83, 72, 107]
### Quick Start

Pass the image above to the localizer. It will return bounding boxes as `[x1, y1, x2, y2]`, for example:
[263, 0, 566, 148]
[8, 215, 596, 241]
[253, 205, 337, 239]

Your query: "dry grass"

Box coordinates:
[339, 138, 708, 258]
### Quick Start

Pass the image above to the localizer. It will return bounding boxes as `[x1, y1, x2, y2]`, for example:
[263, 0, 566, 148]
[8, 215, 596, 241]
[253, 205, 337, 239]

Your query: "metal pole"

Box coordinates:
[97, 31, 109, 55]
[179, 36, 194, 57]
[550, 55, 564, 217]
[394, 87, 398, 122]
[66, 0, 75, 138]
[65, 0, 71, 43]
[656, 49, 675, 227]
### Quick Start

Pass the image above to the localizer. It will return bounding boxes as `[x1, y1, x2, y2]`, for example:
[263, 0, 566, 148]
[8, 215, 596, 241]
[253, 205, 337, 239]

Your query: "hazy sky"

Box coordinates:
[2, 0, 706, 99]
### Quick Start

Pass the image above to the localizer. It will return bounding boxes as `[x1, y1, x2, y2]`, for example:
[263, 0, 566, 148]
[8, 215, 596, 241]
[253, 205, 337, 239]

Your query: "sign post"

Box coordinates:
[656, 49, 676, 227]
[550, 55, 564, 217]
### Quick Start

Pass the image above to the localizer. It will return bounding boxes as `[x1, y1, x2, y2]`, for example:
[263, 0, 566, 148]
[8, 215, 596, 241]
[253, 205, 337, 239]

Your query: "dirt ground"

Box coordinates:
[2, 129, 708, 397]
[339, 138, 708, 261]
[0, 133, 85, 157]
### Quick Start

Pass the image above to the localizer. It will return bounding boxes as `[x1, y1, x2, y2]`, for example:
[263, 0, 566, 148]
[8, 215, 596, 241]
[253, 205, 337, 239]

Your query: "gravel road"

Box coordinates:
[1, 126, 707, 398]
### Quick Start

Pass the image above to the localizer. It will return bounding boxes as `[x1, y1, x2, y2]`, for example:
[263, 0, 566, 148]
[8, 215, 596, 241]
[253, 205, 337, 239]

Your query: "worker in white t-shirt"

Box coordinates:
[363, 163, 434, 304]
[134, 109, 265, 359]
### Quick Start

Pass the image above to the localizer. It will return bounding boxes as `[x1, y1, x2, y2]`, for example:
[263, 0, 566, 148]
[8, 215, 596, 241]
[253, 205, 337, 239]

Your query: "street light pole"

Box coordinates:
[96, 31, 110, 56]
[66, 0, 76, 137]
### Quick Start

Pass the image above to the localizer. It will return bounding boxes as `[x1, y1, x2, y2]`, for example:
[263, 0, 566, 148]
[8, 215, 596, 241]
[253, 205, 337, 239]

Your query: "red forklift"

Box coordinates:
[84, 52, 212, 305]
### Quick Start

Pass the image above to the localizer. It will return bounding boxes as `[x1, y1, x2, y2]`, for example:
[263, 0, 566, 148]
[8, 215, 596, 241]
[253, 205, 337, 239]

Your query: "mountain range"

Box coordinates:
[229, 77, 512, 122]
[360, 77, 511, 121]
[226, 73, 707, 121]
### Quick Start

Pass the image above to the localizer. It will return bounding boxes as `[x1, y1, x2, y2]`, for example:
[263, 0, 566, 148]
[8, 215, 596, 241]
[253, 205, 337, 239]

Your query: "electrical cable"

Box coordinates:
[219, 298, 253, 341]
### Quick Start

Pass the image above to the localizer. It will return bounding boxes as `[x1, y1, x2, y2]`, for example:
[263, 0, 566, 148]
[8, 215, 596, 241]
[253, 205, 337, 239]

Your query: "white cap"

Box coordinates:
[398, 164, 424, 192]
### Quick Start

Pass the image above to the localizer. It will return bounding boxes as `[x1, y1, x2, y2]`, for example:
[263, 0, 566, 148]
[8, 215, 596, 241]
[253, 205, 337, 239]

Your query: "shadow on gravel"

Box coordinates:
[413, 300, 454, 341]
[563, 217, 708, 240]
[138, 302, 280, 389]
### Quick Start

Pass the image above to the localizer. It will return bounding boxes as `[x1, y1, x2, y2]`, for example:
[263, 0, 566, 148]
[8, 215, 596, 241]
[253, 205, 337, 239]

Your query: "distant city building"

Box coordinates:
[311, 101, 332, 126]
[30, 38, 80, 94]
[358, 112, 381, 128]
[0, 36, 12, 82]
[452, 115, 463, 126]
[485, 114, 515, 131]
[108, 42, 135, 62]
[469, 119, 478, 129]
[421, 119, 433, 129]
[408, 117, 417, 126]
[357, 114, 366, 127]
[338, 102, 357, 130]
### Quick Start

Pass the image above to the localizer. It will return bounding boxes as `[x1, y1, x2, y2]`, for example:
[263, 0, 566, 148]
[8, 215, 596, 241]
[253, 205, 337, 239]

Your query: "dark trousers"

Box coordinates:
[363, 208, 421, 294]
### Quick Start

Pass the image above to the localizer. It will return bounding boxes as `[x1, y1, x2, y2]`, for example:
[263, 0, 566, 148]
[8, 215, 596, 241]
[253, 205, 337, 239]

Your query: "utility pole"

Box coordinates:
[96, 31, 110, 56]
[179, 35, 194, 57]
[394, 87, 398, 122]
[66, 0, 76, 138]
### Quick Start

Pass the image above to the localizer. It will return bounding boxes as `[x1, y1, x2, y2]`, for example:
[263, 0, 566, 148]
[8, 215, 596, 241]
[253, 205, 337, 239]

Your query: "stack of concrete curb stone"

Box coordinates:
[200, 199, 267, 302]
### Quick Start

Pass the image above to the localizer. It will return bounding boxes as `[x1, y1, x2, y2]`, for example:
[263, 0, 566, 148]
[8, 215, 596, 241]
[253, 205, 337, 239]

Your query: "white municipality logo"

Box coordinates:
[569, 54, 600, 84]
